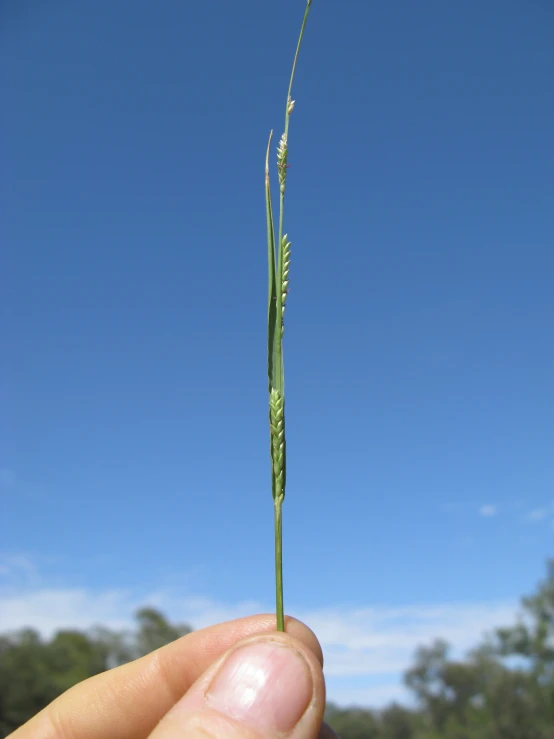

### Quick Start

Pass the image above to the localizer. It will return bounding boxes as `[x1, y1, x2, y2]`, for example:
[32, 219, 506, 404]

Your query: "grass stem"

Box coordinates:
[266, 0, 313, 633]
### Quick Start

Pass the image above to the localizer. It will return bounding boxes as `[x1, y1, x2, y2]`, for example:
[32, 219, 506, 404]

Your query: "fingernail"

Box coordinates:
[206, 639, 313, 732]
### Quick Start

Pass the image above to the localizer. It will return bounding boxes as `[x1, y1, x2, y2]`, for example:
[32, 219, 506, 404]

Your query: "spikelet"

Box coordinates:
[269, 388, 286, 501]
[280, 235, 292, 334]
[277, 133, 288, 193]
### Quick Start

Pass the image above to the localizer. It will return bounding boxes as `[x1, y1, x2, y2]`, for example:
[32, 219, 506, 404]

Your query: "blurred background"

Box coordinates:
[1, 0, 553, 735]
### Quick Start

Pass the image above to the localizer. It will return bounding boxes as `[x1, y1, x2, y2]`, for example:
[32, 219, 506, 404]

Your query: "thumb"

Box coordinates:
[147, 632, 334, 738]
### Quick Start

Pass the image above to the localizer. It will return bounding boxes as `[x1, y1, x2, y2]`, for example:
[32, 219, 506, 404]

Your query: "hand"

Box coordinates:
[10, 614, 338, 739]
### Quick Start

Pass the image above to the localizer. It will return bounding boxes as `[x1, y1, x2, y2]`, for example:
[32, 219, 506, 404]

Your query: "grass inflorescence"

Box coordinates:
[265, 0, 313, 632]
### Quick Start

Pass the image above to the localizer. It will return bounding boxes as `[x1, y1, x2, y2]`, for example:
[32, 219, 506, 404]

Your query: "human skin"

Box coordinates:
[9, 614, 338, 739]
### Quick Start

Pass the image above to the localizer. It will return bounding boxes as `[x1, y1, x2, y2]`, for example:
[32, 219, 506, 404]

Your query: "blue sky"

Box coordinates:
[1, 0, 553, 706]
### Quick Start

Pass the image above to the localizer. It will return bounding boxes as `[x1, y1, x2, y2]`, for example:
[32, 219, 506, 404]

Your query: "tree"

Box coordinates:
[48, 630, 110, 693]
[497, 561, 554, 688]
[403, 563, 554, 739]
[0, 608, 193, 737]
[379, 703, 419, 739]
[134, 607, 191, 657]
[0, 630, 58, 736]
[325, 703, 381, 739]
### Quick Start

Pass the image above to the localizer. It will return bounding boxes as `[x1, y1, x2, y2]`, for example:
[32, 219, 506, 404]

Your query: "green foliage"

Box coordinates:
[325, 703, 381, 738]
[0, 630, 59, 735]
[134, 607, 191, 657]
[0, 608, 192, 738]
[497, 562, 554, 681]
[380, 703, 421, 739]
[48, 630, 109, 692]
[325, 701, 423, 739]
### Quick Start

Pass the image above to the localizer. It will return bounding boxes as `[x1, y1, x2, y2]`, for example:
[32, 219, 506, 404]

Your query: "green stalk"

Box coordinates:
[278, 0, 312, 255]
[266, 0, 313, 633]
[274, 499, 284, 631]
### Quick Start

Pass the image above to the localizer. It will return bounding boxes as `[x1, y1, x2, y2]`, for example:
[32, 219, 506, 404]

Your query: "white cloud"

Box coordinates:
[0, 554, 519, 709]
[298, 602, 516, 682]
[326, 682, 412, 709]
[528, 505, 554, 522]
[0, 588, 135, 636]
[478, 504, 497, 517]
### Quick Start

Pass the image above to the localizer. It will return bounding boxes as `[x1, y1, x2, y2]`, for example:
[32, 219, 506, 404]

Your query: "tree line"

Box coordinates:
[325, 562, 554, 738]
[1, 565, 553, 738]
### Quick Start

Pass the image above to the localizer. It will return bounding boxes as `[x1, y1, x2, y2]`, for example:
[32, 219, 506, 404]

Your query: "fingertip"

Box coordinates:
[283, 614, 324, 667]
[151, 632, 326, 739]
[198, 613, 323, 668]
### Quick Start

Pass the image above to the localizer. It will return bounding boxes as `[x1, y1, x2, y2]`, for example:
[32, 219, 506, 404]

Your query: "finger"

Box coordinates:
[148, 632, 326, 739]
[11, 614, 323, 739]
